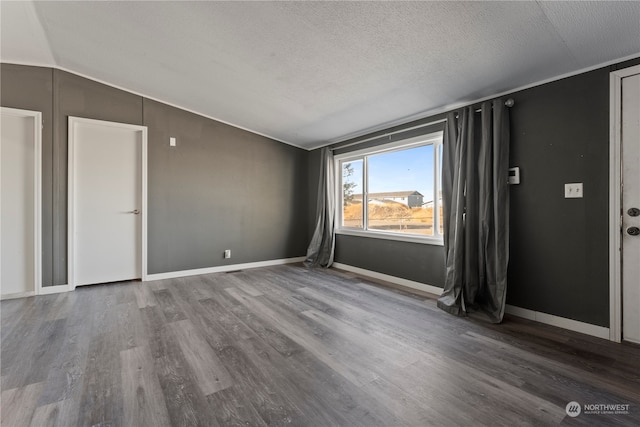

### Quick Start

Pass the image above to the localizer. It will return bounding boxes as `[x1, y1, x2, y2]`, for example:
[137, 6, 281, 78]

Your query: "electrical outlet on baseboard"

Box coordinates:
[224, 249, 231, 259]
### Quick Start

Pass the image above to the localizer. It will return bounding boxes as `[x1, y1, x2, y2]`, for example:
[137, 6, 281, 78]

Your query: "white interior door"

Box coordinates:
[1, 108, 41, 298]
[69, 117, 147, 288]
[622, 73, 640, 344]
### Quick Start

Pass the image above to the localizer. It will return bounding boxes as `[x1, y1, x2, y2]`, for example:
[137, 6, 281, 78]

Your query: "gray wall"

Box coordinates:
[313, 57, 640, 328]
[507, 68, 609, 326]
[144, 99, 308, 274]
[4, 57, 639, 324]
[1, 64, 309, 285]
[54, 69, 144, 284]
[307, 120, 448, 287]
[1, 65, 54, 286]
[336, 235, 446, 286]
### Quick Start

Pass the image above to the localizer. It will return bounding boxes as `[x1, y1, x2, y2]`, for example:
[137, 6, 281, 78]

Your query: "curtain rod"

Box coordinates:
[331, 118, 447, 151]
[331, 98, 515, 152]
[473, 97, 515, 113]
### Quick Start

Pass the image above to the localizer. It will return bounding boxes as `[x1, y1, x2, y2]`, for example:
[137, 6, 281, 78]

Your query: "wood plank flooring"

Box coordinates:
[1, 264, 639, 426]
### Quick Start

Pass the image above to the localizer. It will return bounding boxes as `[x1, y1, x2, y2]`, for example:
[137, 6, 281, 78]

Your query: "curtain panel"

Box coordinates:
[437, 100, 510, 323]
[304, 147, 336, 268]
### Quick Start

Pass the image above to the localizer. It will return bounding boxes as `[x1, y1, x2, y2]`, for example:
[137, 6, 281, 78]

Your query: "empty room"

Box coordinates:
[1, 1, 640, 426]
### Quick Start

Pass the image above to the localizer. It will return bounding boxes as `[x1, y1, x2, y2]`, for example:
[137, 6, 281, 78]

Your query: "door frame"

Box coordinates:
[67, 116, 148, 290]
[609, 64, 640, 342]
[0, 107, 42, 298]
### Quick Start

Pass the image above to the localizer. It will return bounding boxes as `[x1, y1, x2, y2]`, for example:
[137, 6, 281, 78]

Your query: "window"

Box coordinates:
[336, 132, 443, 244]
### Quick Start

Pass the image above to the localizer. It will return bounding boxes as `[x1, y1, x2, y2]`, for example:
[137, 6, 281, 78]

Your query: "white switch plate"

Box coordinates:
[224, 249, 231, 259]
[169, 137, 176, 147]
[565, 183, 583, 198]
[508, 167, 520, 184]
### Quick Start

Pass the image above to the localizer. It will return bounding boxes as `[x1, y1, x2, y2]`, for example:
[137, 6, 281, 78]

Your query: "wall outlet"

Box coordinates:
[169, 137, 177, 147]
[224, 249, 231, 259]
[565, 183, 583, 198]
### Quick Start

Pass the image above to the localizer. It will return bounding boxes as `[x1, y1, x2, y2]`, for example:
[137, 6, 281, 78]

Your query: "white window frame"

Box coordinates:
[335, 131, 444, 245]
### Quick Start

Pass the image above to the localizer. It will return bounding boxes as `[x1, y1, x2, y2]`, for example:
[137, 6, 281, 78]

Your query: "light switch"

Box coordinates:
[565, 183, 583, 198]
[508, 167, 520, 184]
[170, 137, 176, 147]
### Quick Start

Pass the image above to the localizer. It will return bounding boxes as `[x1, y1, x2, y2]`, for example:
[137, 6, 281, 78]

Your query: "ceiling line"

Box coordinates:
[311, 52, 640, 151]
[0, 60, 305, 151]
[4, 51, 640, 152]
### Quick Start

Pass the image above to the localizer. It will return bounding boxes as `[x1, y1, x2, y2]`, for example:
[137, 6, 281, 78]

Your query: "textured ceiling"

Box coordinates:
[2, 1, 640, 149]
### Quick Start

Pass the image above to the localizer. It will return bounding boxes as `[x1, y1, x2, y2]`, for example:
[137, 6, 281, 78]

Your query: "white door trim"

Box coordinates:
[609, 64, 640, 342]
[0, 107, 43, 297]
[67, 117, 148, 290]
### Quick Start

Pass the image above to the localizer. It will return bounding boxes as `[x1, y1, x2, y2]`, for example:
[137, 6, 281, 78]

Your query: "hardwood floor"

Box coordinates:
[1, 264, 639, 426]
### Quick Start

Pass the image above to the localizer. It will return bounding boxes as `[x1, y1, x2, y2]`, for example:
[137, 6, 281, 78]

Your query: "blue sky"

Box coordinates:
[343, 145, 438, 202]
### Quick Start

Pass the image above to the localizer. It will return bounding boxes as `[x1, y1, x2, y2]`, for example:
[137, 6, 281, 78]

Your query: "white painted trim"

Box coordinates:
[505, 305, 610, 340]
[610, 70, 623, 343]
[321, 53, 640, 150]
[0, 107, 42, 297]
[0, 284, 70, 299]
[145, 257, 306, 281]
[336, 228, 444, 246]
[68, 117, 148, 290]
[140, 127, 148, 282]
[331, 262, 443, 296]
[334, 131, 445, 246]
[333, 262, 611, 339]
[37, 284, 69, 295]
[609, 64, 640, 343]
[0, 61, 304, 150]
[0, 291, 35, 300]
[67, 118, 76, 290]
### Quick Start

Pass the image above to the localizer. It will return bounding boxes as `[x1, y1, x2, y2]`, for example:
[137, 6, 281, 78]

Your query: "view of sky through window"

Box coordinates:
[340, 135, 443, 239]
[368, 145, 434, 202]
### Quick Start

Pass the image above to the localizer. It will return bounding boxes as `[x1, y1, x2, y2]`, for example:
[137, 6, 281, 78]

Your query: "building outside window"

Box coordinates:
[336, 131, 443, 245]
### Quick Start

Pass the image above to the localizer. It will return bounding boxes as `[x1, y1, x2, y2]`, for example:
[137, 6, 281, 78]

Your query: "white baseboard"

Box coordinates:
[332, 262, 443, 296]
[1, 258, 306, 300]
[1, 290, 36, 300]
[38, 284, 70, 296]
[2, 284, 72, 299]
[332, 262, 610, 340]
[145, 257, 306, 281]
[504, 305, 610, 339]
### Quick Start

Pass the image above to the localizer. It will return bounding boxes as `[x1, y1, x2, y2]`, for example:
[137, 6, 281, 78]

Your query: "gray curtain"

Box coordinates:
[437, 99, 510, 323]
[304, 147, 336, 268]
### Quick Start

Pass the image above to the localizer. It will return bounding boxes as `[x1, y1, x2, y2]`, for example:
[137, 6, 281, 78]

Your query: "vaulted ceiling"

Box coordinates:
[2, 1, 639, 149]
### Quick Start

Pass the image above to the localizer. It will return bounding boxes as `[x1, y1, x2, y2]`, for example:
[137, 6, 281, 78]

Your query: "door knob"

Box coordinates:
[627, 226, 640, 236]
[128, 209, 140, 215]
[628, 207, 640, 217]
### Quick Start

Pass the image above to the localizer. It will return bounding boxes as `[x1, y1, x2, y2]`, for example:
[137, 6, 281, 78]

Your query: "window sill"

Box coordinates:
[336, 228, 444, 246]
